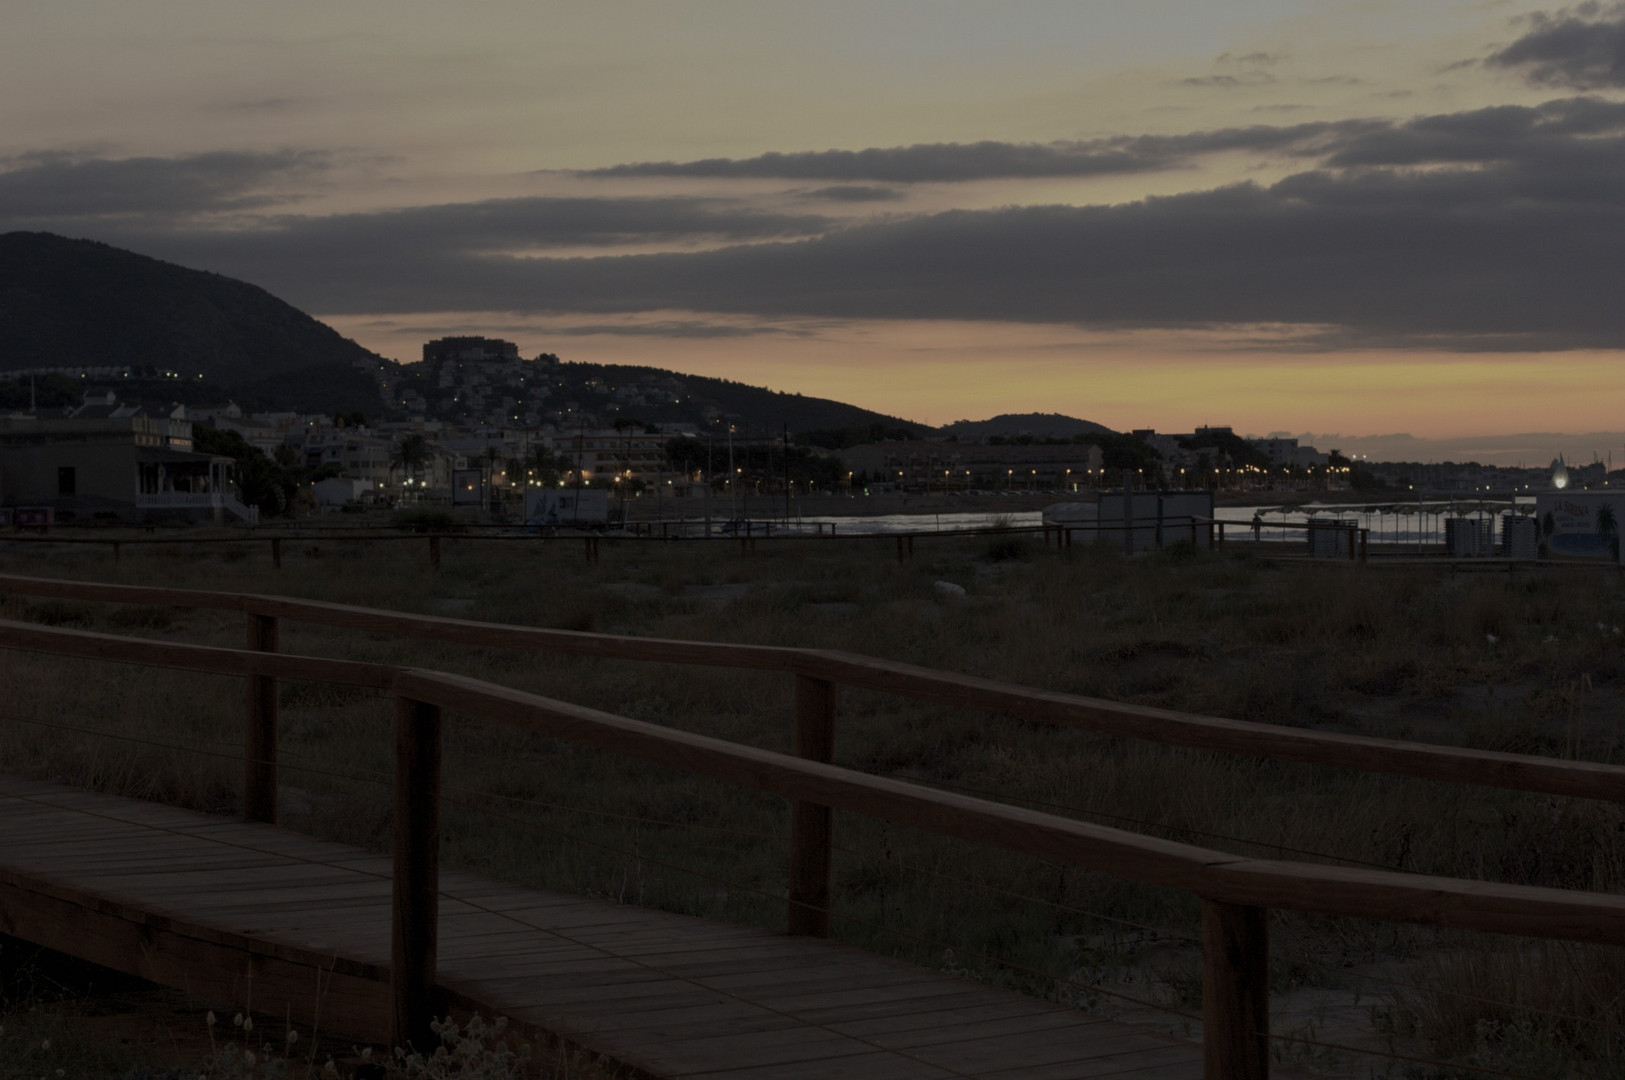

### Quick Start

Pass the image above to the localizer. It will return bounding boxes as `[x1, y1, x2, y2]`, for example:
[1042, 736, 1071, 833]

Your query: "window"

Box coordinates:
[57, 466, 76, 496]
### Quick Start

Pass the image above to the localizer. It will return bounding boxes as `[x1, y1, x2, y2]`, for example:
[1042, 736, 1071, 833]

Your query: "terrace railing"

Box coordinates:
[0, 572, 1622, 1079]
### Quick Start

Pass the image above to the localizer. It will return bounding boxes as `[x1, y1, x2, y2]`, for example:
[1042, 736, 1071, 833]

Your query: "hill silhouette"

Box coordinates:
[0, 232, 384, 412]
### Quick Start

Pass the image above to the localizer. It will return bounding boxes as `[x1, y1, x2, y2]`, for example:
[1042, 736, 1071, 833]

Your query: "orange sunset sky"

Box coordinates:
[5, 1, 1625, 458]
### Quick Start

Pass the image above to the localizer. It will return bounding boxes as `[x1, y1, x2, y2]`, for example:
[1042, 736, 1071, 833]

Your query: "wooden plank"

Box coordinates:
[0, 879, 392, 1042]
[681, 1051, 960, 1080]
[826, 996, 1081, 1038]
[613, 1026, 883, 1075]
[978, 1043, 1203, 1079]
[0, 777, 1214, 1079]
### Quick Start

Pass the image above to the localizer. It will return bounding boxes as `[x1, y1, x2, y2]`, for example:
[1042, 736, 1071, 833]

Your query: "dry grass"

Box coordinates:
[1, 531, 1623, 1076]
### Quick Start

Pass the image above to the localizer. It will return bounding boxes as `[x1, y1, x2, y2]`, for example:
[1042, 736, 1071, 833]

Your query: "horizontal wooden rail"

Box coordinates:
[1, 573, 1621, 806]
[392, 668, 1625, 945]
[793, 651, 1625, 805]
[0, 617, 394, 688]
[2, 616, 1621, 946]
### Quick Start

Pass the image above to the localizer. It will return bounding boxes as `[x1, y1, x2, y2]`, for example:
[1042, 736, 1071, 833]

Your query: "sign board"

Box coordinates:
[1094, 491, 1215, 552]
[1533, 492, 1625, 561]
[524, 488, 610, 526]
[451, 469, 485, 507]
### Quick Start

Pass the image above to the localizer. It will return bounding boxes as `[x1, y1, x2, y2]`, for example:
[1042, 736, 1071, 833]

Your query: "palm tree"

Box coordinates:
[390, 433, 430, 489]
[1597, 503, 1618, 560]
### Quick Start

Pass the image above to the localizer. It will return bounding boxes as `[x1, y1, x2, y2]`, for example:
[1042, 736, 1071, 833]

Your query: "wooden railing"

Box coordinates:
[1, 574, 1624, 1078]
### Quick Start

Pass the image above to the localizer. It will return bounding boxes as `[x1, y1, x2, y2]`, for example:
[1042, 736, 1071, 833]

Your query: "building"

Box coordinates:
[0, 397, 256, 523]
[422, 337, 521, 365]
[839, 439, 1103, 491]
[1247, 436, 1329, 469]
[552, 427, 671, 482]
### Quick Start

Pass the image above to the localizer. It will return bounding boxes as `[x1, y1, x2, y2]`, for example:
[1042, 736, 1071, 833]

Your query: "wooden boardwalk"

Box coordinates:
[0, 775, 1204, 1079]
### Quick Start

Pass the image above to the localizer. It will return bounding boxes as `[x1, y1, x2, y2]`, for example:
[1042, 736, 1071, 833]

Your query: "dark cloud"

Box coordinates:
[0, 150, 326, 218]
[582, 122, 1377, 183]
[19, 97, 1625, 352]
[105, 157, 1624, 351]
[1217, 51, 1288, 66]
[799, 185, 906, 202]
[215, 98, 311, 112]
[256, 196, 832, 251]
[1177, 73, 1276, 88]
[5, 193, 831, 270]
[1488, 2, 1625, 88]
[547, 320, 812, 339]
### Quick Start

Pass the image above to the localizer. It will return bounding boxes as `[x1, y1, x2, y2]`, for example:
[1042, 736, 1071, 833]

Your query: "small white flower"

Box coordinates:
[206, 1011, 217, 1027]
[234, 1014, 244, 1028]
[360, 1047, 372, 1062]
[40, 1039, 49, 1050]
[1544, 634, 1559, 644]
[1486, 633, 1499, 645]
[286, 1029, 298, 1045]
[242, 1016, 253, 1033]
[243, 1050, 255, 1068]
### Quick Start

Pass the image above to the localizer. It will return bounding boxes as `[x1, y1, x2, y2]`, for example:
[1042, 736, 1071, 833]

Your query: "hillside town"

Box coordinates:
[0, 335, 1601, 523]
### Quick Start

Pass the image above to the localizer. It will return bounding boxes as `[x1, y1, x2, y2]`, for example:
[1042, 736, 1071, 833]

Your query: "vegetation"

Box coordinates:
[193, 424, 305, 517]
[0, 535, 1622, 1076]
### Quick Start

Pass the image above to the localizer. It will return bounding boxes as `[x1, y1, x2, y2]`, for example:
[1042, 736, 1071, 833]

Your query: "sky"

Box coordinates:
[4, 0, 1625, 461]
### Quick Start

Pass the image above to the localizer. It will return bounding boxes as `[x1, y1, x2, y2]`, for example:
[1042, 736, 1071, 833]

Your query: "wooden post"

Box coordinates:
[112, 541, 121, 562]
[906, 535, 914, 559]
[895, 535, 905, 564]
[788, 675, 836, 937]
[392, 695, 442, 1052]
[243, 612, 280, 824]
[1121, 469, 1134, 556]
[428, 534, 442, 571]
[1203, 900, 1269, 1080]
[271, 537, 282, 570]
[1359, 528, 1369, 564]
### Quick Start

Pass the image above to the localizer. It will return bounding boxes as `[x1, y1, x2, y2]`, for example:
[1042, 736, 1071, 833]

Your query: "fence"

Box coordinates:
[0, 572, 1622, 1078]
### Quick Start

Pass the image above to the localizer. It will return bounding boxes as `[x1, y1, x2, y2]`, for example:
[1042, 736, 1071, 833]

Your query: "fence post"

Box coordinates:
[271, 537, 282, 570]
[392, 695, 442, 1052]
[788, 674, 836, 937]
[1202, 899, 1269, 1080]
[243, 611, 280, 824]
[428, 534, 442, 571]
